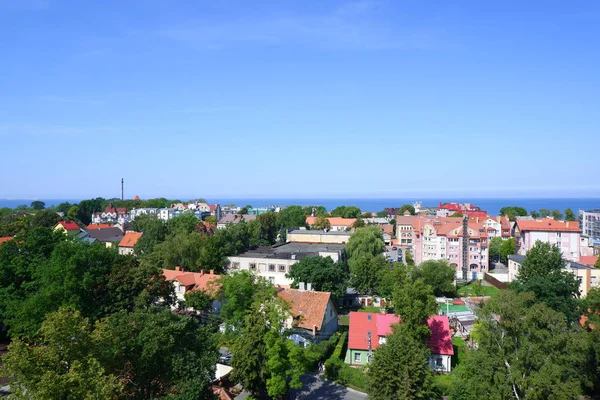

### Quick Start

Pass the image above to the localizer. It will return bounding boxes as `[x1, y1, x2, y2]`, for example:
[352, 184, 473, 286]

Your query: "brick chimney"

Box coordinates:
[209, 269, 214, 275]
[200, 270, 205, 276]
[175, 266, 181, 272]
[566, 221, 570, 228]
[312, 324, 317, 337]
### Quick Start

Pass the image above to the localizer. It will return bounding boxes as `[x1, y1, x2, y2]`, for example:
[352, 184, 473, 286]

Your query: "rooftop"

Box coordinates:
[288, 229, 351, 236]
[57, 220, 80, 231]
[235, 242, 345, 260]
[86, 227, 124, 242]
[516, 218, 581, 233]
[276, 287, 332, 331]
[119, 231, 143, 248]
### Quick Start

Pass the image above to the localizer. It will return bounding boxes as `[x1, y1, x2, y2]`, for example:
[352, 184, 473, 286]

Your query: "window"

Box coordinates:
[436, 357, 443, 367]
[557, 232, 562, 238]
[231, 262, 240, 270]
[268, 277, 275, 284]
[367, 315, 372, 321]
[268, 264, 275, 271]
[249, 263, 257, 270]
[354, 353, 361, 362]
[278, 265, 286, 272]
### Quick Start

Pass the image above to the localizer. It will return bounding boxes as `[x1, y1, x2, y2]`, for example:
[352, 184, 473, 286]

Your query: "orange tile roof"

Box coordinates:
[516, 218, 581, 233]
[277, 288, 332, 331]
[580, 256, 599, 266]
[305, 216, 356, 227]
[119, 232, 143, 248]
[0, 236, 14, 244]
[86, 223, 114, 230]
[162, 268, 221, 295]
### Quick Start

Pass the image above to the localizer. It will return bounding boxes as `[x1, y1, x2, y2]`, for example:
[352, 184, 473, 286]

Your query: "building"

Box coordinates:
[276, 286, 339, 345]
[480, 216, 511, 240]
[118, 231, 143, 255]
[508, 254, 600, 297]
[87, 223, 122, 231]
[514, 218, 581, 262]
[286, 229, 352, 244]
[162, 267, 222, 313]
[0, 236, 14, 245]
[86, 227, 124, 247]
[436, 202, 482, 217]
[346, 313, 453, 373]
[246, 206, 275, 215]
[411, 216, 490, 279]
[305, 217, 356, 232]
[53, 221, 81, 236]
[217, 214, 258, 229]
[227, 242, 345, 287]
[395, 215, 417, 247]
[130, 208, 160, 220]
[209, 204, 222, 221]
[579, 209, 600, 244]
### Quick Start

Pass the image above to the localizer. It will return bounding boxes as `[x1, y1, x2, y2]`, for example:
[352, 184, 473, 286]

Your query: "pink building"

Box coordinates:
[411, 216, 490, 279]
[514, 218, 581, 262]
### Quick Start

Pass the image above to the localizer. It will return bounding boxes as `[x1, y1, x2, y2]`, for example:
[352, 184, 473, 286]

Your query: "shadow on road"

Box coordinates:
[289, 373, 365, 400]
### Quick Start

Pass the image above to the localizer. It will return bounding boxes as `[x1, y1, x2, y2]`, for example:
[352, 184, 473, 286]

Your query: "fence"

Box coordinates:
[483, 272, 509, 289]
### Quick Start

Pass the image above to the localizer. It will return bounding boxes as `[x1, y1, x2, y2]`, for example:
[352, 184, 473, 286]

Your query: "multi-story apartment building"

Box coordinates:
[514, 218, 581, 262]
[410, 216, 489, 279]
[227, 242, 345, 287]
[91, 203, 129, 224]
[579, 209, 600, 243]
[480, 216, 511, 240]
[395, 215, 416, 247]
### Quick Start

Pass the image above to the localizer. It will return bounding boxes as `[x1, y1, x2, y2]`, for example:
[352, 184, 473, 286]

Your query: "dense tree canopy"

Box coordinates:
[397, 204, 416, 215]
[345, 226, 385, 270]
[330, 205, 362, 218]
[311, 216, 331, 230]
[286, 256, 348, 299]
[499, 237, 516, 262]
[412, 260, 456, 297]
[499, 206, 528, 221]
[488, 236, 502, 262]
[564, 208, 576, 221]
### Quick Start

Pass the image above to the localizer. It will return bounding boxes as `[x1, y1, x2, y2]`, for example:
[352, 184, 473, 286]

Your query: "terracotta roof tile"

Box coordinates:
[277, 288, 332, 331]
[86, 223, 114, 230]
[305, 217, 356, 227]
[162, 268, 221, 295]
[0, 236, 14, 244]
[119, 232, 143, 248]
[580, 255, 599, 266]
[57, 221, 80, 231]
[516, 218, 581, 233]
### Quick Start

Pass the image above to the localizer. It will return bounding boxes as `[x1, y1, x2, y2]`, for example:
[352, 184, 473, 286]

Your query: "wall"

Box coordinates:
[428, 354, 452, 373]
[286, 232, 350, 244]
[227, 256, 296, 286]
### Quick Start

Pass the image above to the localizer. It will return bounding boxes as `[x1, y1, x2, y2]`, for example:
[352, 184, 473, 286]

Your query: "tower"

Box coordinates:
[121, 178, 124, 201]
[462, 214, 469, 281]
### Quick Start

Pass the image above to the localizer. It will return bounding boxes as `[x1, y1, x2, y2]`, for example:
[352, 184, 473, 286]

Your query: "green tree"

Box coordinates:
[392, 279, 437, 327]
[377, 262, 410, 300]
[564, 208, 576, 221]
[539, 208, 551, 218]
[67, 205, 80, 221]
[257, 211, 278, 245]
[451, 291, 587, 400]
[76, 198, 106, 225]
[582, 287, 600, 395]
[345, 226, 385, 270]
[352, 218, 366, 229]
[551, 209, 563, 220]
[515, 241, 581, 322]
[405, 249, 414, 265]
[238, 206, 250, 214]
[450, 212, 463, 218]
[204, 215, 217, 225]
[302, 205, 327, 217]
[488, 236, 502, 262]
[133, 214, 168, 255]
[2, 307, 123, 400]
[330, 206, 362, 218]
[376, 211, 387, 218]
[94, 307, 218, 399]
[30, 209, 60, 228]
[499, 237, 516, 262]
[499, 206, 528, 221]
[167, 212, 199, 235]
[349, 254, 388, 295]
[330, 206, 347, 217]
[277, 205, 306, 232]
[530, 209, 540, 218]
[413, 260, 456, 297]
[367, 323, 435, 400]
[30, 200, 45, 210]
[311, 216, 331, 230]
[55, 201, 73, 214]
[286, 256, 348, 299]
[471, 279, 484, 297]
[397, 204, 416, 216]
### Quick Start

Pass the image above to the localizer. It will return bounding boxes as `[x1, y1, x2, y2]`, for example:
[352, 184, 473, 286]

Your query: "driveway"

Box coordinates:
[289, 373, 367, 400]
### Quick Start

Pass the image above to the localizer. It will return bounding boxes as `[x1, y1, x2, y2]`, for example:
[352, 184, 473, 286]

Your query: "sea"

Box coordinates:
[2, 198, 600, 216]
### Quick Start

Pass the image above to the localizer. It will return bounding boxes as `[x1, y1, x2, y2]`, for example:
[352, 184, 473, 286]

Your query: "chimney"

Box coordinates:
[307, 283, 312, 291]
[312, 324, 317, 337]
[566, 221, 570, 228]
[209, 269, 214, 275]
[299, 282, 305, 291]
[200, 270, 205, 276]
[175, 266, 181, 272]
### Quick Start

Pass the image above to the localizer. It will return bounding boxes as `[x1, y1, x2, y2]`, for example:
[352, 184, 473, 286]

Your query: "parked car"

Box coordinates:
[392, 246, 398, 250]
[219, 353, 232, 364]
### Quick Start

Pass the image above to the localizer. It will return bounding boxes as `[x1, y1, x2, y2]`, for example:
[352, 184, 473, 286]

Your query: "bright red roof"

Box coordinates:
[580, 255, 599, 266]
[58, 221, 80, 231]
[0, 236, 14, 244]
[348, 312, 453, 355]
[162, 268, 221, 295]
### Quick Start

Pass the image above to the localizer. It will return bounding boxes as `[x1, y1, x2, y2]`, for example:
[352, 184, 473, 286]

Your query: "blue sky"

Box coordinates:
[1, 0, 599, 199]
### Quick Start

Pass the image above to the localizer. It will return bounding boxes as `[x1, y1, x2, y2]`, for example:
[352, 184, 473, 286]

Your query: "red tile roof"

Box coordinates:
[516, 218, 581, 233]
[580, 255, 599, 266]
[348, 312, 453, 355]
[57, 221, 80, 231]
[162, 268, 221, 295]
[86, 223, 114, 230]
[0, 236, 14, 244]
[277, 288, 332, 331]
[119, 232, 143, 248]
[305, 217, 356, 227]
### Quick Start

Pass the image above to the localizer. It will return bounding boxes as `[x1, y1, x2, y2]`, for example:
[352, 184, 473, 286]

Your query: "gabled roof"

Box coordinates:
[119, 232, 143, 248]
[162, 268, 221, 295]
[348, 312, 453, 355]
[218, 214, 257, 224]
[57, 221, 80, 231]
[86, 227, 124, 242]
[516, 218, 580, 233]
[580, 255, 599, 266]
[277, 288, 333, 331]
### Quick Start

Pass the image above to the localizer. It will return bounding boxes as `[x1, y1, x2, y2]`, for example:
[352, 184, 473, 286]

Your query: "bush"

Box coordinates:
[304, 333, 340, 369]
[331, 331, 348, 360]
[338, 364, 368, 392]
[324, 357, 344, 380]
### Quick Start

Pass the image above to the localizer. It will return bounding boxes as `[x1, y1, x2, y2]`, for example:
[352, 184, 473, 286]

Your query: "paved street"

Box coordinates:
[289, 373, 367, 400]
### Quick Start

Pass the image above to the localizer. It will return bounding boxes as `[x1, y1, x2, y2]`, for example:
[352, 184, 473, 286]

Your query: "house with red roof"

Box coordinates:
[53, 220, 81, 236]
[0, 236, 14, 245]
[118, 231, 143, 255]
[346, 312, 454, 373]
[514, 218, 581, 262]
[162, 267, 222, 313]
[276, 286, 338, 345]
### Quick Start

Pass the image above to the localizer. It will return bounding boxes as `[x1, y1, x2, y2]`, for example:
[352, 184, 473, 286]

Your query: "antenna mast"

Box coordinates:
[121, 178, 124, 201]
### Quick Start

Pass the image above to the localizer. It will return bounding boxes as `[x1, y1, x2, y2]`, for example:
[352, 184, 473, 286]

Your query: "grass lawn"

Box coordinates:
[338, 315, 349, 326]
[433, 374, 453, 395]
[457, 282, 499, 297]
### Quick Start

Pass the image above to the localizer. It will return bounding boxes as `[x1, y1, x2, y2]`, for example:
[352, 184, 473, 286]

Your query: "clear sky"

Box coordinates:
[1, 0, 599, 199]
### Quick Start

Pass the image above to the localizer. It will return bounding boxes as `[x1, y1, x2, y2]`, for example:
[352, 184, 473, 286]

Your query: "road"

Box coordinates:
[289, 373, 367, 400]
